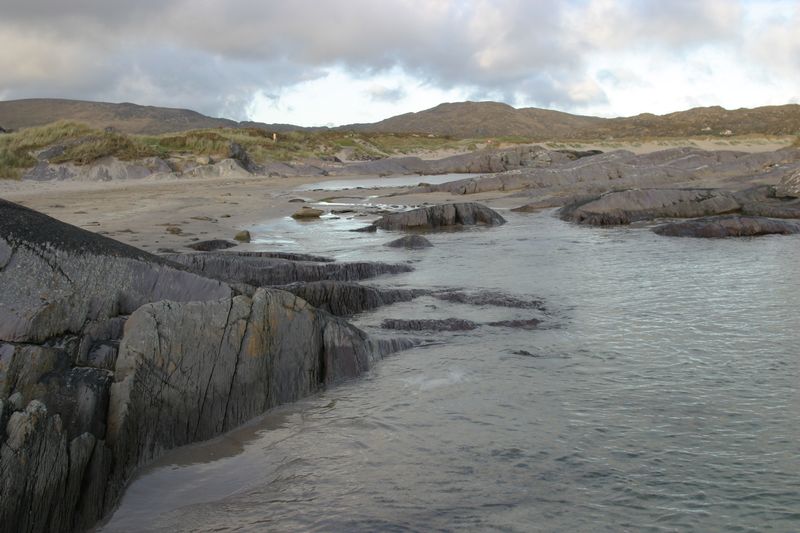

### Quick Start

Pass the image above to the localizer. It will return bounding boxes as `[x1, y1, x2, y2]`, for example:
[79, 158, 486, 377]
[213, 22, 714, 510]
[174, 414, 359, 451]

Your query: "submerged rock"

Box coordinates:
[653, 215, 800, 238]
[433, 290, 546, 310]
[381, 318, 479, 331]
[366, 202, 506, 232]
[384, 235, 434, 249]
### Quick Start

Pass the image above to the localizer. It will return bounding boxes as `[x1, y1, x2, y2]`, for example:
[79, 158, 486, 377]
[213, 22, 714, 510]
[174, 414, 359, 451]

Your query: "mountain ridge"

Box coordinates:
[1, 97, 799, 139]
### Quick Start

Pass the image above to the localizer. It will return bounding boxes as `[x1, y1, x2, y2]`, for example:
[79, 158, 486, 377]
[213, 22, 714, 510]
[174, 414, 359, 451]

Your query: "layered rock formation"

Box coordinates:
[559, 189, 741, 225]
[653, 216, 800, 238]
[418, 147, 800, 197]
[0, 199, 414, 532]
[774, 169, 800, 198]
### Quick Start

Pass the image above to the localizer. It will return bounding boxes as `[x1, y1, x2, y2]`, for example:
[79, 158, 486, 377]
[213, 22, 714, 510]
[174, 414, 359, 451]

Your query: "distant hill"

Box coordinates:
[347, 101, 800, 139]
[1, 98, 799, 139]
[0, 99, 304, 135]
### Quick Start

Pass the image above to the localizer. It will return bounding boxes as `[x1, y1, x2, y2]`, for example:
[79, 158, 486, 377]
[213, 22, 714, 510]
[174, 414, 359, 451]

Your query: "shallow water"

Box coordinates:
[296, 172, 472, 191]
[101, 210, 800, 532]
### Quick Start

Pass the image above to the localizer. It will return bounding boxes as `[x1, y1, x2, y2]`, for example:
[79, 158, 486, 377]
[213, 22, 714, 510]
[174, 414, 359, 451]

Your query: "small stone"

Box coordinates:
[291, 207, 324, 219]
[234, 230, 251, 243]
[384, 235, 433, 249]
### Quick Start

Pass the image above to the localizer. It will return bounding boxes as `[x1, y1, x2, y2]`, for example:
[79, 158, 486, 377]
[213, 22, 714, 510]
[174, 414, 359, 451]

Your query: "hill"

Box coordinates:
[1, 98, 799, 140]
[350, 101, 800, 139]
[0, 98, 304, 135]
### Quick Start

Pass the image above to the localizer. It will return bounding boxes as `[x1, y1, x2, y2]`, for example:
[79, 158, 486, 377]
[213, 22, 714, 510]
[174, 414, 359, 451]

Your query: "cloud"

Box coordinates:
[0, 0, 797, 123]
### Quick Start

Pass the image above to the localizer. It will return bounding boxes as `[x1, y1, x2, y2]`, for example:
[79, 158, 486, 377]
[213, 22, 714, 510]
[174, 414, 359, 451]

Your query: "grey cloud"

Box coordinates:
[0, 0, 765, 119]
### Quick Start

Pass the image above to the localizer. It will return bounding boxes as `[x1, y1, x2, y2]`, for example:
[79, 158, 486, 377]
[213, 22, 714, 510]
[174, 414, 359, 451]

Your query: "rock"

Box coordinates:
[653, 215, 800, 238]
[23, 156, 172, 182]
[0, 199, 416, 532]
[281, 281, 426, 316]
[433, 290, 546, 310]
[186, 239, 238, 251]
[368, 202, 506, 231]
[234, 230, 251, 243]
[487, 318, 541, 330]
[163, 251, 413, 286]
[227, 142, 259, 173]
[381, 318, 479, 331]
[775, 169, 800, 198]
[288, 198, 306, 203]
[291, 207, 325, 219]
[384, 235, 433, 249]
[0, 199, 232, 343]
[559, 188, 741, 225]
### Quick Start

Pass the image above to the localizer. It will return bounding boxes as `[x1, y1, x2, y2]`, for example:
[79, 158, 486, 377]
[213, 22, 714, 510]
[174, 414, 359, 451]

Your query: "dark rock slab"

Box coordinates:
[366, 202, 506, 232]
[433, 290, 546, 310]
[281, 281, 426, 316]
[487, 318, 541, 330]
[381, 318, 479, 331]
[385, 235, 434, 249]
[653, 215, 800, 238]
[163, 251, 412, 286]
[186, 239, 238, 251]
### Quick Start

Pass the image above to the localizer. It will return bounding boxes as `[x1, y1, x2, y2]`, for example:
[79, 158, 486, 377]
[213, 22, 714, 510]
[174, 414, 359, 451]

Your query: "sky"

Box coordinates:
[1, 0, 798, 126]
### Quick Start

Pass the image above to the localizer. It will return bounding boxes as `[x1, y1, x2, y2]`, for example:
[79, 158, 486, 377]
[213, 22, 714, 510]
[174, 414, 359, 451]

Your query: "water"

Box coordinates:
[101, 210, 800, 532]
[296, 172, 472, 191]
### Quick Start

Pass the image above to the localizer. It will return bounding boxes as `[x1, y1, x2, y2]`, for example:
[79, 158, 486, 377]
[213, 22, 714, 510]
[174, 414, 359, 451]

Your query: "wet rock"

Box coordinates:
[367, 202, 506, 231]
[163, 251, 412, 286]
[385, 235, 434, 249]
[559, 188, 741, 226]
[186, 239, 238, 251]
[734, 185, 800, 219]
[291, 207, 324, 219]
[281, 281, 426, 316]
[487, 318, 542, 330]
[227, 142, 260, 173]
[234, 230, 251, 243]
[433, 290, 546, 310]
[653, 215, 800, 238]
[381, 318, 479, 331]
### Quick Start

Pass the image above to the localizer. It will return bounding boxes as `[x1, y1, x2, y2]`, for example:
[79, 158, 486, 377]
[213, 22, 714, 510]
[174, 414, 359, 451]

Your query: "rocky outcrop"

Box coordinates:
[415, 147, 800, 197]
[336, 145, 602, 177]
[433, 290, 546, 310]
[385, 235, 434, 249]
[23, 157, 172, 182]
[280, 281, 426, 316]
[162, 251, 413, 286]
[0, 199, 414, 532]
[0, 199, 232, 343]
[653, 215, 800, 238]
[775, 169, 800, 198]
[359, 202, 506, 232]
[559, 189, 741, 225]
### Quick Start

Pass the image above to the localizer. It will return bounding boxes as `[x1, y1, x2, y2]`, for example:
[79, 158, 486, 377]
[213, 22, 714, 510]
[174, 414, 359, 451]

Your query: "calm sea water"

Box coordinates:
[100, 209, 800, 532]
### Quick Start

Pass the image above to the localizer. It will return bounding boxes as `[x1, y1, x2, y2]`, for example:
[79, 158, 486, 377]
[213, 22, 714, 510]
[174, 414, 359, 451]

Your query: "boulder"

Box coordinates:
[366, 202, 506, 231]
[653, 215, 800, 238]
[384, 235, 434, 249]
[291, 207, 324, 219]
[559, 188, 741, 225]
[233, 230, 251, 243]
